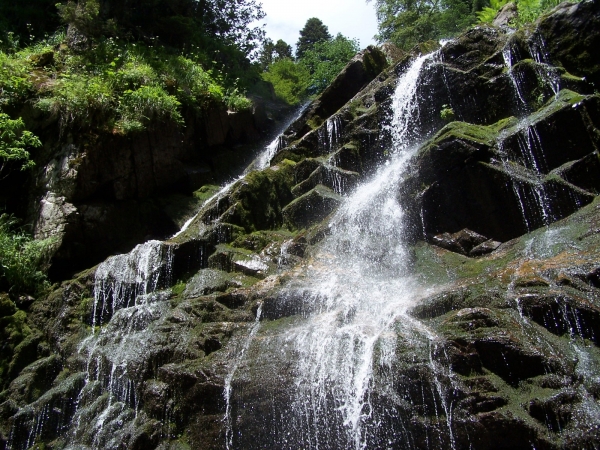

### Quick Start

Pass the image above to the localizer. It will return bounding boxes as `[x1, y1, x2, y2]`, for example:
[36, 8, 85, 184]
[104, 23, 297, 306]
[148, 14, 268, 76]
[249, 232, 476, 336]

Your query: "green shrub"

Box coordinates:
[225, 88, 252, 111]
[440, 104, 455, 122]
[0, 215, 49, 295]
[0, 51, 32, 106]
[0, 113, 40, 178]
[477, 0, 578, 26]
[262, 58, 310, 105]
[476, 0, 509, 23]
[36, 74, 113, 128]
[116, 85, 183, 133]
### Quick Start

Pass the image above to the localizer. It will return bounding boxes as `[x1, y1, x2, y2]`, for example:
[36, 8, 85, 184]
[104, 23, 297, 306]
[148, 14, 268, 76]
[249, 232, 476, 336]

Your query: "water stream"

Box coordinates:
[226, 52, 452, 449]
[5, 106, 311, 450]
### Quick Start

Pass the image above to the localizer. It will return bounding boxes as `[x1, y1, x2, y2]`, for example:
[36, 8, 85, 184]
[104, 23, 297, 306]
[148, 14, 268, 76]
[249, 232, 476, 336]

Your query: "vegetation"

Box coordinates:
[261, 19, 360, 104]
[0, 0, 271, 296]
[2, 0, 266, 58]
[476, 0, 572, 27]
[300, 34, 360, 95]
[369, 0, 479, 50]
[0, 214, 49, 295]
[0, 113, 41, 178]
[261, 58, 310, 105]
[296, 18, 332, 59]
[259, 38, 293, 71]
[369, 0, 581, 51]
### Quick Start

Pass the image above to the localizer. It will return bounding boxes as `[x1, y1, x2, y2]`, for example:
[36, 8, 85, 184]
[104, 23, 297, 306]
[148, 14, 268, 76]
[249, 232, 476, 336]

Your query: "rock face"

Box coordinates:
[2, 2, 600, 450]
[11, 100, 289, 280]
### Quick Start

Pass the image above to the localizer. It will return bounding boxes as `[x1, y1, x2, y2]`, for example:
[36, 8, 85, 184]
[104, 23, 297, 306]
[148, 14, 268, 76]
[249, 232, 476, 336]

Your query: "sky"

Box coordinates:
[256, 0, 379, 52]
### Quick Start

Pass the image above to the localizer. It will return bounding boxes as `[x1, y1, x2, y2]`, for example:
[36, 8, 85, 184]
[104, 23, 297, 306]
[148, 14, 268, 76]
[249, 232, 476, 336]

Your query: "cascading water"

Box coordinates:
[5, 105, 310, 450]
[225, 53, 457, 449]
[318, 115, 343, 153]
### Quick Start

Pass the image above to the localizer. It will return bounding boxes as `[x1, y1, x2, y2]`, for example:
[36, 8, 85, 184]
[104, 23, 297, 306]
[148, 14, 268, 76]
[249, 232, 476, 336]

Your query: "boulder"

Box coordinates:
[493, 2, 518, 27]
[537, 0, 600, 87]
[282, 184, 342, 230]
[286, 46, 388, 139]
[432, 228, 490, 255]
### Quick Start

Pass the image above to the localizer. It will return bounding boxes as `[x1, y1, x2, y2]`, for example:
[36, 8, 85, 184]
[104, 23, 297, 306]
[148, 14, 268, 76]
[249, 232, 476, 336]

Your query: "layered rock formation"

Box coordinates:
[2, 2, 600, 450]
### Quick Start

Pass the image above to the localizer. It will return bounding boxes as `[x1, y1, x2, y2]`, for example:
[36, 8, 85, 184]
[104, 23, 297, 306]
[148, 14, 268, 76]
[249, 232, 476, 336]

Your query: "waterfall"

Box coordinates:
[318, 115, 343, 153]
[226, 52, 455, 449]
[3, 106, 310, 450]
[175, 103, 309, 238]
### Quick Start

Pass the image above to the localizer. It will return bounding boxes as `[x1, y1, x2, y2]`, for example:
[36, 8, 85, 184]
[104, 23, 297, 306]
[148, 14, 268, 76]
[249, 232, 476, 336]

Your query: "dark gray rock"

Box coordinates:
[282, 184, 342, 229]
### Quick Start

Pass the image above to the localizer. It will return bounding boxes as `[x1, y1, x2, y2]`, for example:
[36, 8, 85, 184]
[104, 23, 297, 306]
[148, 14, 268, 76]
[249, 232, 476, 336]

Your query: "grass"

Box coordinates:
[0, 214, 51, 295]
[1, 33, 253, 134]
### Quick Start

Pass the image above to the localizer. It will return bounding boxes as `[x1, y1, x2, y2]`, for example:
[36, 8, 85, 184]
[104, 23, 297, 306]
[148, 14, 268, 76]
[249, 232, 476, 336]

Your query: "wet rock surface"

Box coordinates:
[2, 2, 600, 450]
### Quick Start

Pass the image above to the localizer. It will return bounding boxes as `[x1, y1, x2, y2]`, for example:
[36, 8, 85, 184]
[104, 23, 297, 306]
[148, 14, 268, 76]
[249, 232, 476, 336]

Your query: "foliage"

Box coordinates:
[0, 0, 61, 44]
[440, 104, 455, 121]
[26, 35, 252, 132]
[0, 114, 41, 178]
[259, 38, 293, 71]
[0, 214, 49, 295]
[300, 34, 360, 95]
[0, 50, 33, 106]
[116, 85, 183, 133]
[296, 18, 332, 59]
[261, 27, 359, 104]
[261, 58, 310, 105]
[476, 0, 510, 23]
[477, 0, 570, 26]
[36, 74, 114, 128]
[369, 0, 479, 50]
[225, 88, 252, 111]
[56, 0, 102, 38]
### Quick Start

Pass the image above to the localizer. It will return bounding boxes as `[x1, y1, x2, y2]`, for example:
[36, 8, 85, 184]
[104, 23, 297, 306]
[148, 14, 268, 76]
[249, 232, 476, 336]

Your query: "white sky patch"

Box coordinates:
[256, 0, 379, 52]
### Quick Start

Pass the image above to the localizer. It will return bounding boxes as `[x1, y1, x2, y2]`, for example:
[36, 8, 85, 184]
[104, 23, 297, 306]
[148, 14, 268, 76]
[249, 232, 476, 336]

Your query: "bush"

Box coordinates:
[477, 0, 576, 26]
[262, 58, 310, 105]
[0, 113, 40, 178]
[299, 34, 359, 95]
[225, 88, 252, 111]
[0, 50, 32, 106]
[0, 215, 49, 295]
[36, 74, 113, 128]
[116, 85, 183, 133]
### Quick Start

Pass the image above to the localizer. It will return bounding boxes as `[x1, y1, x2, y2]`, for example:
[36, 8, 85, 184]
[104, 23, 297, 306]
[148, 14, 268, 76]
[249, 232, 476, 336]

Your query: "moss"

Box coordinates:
[259, 315, 303, 334]
[362, 47, 389, 78]
[232, 229, 293, 252]
[171, 281, 187, 297]
[307, 115, 324, 130]
[426, 118, 516, 149]
[0, 294, 17, 317]
[193, 185, 222, 203]
[221, 162, 296, 232]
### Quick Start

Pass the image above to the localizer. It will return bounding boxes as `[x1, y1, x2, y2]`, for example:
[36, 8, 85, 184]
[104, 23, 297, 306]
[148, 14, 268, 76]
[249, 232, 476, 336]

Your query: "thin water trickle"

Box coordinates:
[318, 115, 343, 153]
[174, 103, 309, 239]
[502, 45, 528, 108]
[224, 303, 263, 450]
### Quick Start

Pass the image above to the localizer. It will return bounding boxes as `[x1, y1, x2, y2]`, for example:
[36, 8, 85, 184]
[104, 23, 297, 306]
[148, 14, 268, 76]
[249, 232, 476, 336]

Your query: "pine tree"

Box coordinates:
[296, 17, 332, 59]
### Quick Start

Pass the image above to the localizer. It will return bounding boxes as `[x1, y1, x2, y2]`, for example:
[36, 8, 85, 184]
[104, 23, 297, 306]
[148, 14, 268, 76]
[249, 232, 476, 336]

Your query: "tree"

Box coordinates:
[299, 33, 360, 94]
[274, 39, 293, 60]
[368, 0, 478, 50]
[0, 114, 40, 179]
[296, 17, 332, 59]
[261, 58, 310, 105]
[259, 38, 293, 71]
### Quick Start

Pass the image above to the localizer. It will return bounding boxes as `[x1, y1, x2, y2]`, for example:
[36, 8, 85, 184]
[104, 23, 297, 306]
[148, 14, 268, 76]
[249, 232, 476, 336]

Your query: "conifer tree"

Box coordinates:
[296, 17, 332, 59]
